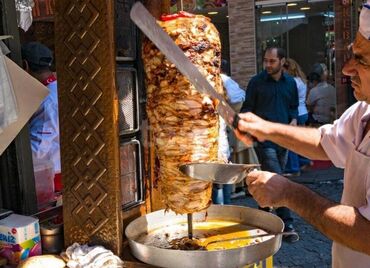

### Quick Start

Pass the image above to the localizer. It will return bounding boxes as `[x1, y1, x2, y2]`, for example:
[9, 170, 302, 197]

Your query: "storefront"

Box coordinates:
[255, 1, 334, 76]
[181, 0, 364, 115]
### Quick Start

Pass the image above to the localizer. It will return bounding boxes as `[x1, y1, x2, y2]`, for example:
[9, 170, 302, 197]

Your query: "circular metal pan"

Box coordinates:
[125, 205, 284, 268]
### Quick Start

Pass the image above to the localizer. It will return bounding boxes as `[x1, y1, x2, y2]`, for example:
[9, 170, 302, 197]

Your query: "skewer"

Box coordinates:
[187, 213, 193, 239]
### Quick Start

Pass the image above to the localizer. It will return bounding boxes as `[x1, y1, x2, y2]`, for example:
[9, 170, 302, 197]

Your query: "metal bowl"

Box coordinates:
[125, 205, 284, 268]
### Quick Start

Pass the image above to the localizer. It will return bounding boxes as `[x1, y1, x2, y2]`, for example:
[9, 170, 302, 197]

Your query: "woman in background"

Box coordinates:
[283, 58, 311, 175]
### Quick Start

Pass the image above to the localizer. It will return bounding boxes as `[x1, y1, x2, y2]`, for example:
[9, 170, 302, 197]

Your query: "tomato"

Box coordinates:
[160, 11, 195, 21]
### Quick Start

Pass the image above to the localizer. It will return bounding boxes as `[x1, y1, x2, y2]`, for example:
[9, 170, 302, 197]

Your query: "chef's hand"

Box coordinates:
[235, 112, 270, 146]
[246, 170, 290, 208]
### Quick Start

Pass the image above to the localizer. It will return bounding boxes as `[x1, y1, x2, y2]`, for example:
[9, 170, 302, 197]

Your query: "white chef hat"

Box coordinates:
[359, 1, 370, 40]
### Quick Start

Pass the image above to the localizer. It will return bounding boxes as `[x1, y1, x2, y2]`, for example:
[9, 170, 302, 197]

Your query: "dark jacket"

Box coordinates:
[241, 70, 298, 148]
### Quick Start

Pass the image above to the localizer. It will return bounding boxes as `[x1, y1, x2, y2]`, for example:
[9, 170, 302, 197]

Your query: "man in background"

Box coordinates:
[240, 47, 299, 242]
[306, 63, 336, 125]
[22, 42, 61, 190]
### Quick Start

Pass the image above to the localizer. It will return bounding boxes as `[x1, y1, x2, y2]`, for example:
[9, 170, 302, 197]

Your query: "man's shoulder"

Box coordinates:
[346, 101, 370, 115]
[283, 73, 296, 84]
[334, 101, 369, 126]
[220, 73, 229, 81]
[47, 80, 58, 91]
[249, 72, 266, 83]
[326, 82, 336, 92]
[307, 86, 319, 97]
[251, 72, 262, 80]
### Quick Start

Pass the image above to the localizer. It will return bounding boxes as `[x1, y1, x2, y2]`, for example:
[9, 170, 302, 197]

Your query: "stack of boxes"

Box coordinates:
[0, 214, 41, 265]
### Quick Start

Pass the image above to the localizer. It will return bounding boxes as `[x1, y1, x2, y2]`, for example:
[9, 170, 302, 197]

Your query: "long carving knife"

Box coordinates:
[130, 2, 249, 133]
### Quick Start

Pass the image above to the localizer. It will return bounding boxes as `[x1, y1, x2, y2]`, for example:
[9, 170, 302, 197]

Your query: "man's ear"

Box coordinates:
[281, 57, 286, 66]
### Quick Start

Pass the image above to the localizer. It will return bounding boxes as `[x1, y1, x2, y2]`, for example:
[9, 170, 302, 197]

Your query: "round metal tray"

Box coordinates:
[125, 205, 284, 268]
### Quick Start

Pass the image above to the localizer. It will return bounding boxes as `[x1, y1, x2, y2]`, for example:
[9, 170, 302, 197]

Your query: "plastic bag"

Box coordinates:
[15, 0, 34, 32]
[0, 50, 18, 134]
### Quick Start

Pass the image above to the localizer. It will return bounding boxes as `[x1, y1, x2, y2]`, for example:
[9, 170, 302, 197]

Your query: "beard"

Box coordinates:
[265, 65, 282, 76]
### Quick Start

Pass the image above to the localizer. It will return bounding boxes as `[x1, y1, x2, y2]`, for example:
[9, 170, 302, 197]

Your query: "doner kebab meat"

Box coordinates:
[142, 12, 225, 214]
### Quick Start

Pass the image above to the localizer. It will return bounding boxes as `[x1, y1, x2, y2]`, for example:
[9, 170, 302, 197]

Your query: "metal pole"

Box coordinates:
[187, 213, 193, 239]
[286, 3, 289, 58]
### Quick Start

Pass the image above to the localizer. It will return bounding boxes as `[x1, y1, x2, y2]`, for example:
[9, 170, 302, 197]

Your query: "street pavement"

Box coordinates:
[230, 166, 344, 268]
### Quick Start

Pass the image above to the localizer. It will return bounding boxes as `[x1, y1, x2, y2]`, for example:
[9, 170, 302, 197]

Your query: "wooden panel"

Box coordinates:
[20, 22, 55, 56]
[334, 0, 352, 116]
[54, 0, 122, 255]
[32, 0, 55, 21]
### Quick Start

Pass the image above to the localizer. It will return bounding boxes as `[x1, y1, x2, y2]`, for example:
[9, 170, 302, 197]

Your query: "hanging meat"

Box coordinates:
[142, 12, 224, 214]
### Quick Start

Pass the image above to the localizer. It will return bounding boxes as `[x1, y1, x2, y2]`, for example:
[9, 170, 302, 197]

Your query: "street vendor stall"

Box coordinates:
[51, 1, 280, 267]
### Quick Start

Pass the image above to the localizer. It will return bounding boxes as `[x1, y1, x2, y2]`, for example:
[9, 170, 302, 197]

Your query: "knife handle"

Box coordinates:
[232, 114, 256, 141]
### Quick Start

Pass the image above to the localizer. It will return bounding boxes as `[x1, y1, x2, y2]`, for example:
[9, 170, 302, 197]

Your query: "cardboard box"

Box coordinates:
[0, 56, 49, 155]
[0, 214, 41, 265]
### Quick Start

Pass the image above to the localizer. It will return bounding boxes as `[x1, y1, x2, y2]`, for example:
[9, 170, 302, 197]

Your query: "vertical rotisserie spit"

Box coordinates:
[142, 12, 223, 214]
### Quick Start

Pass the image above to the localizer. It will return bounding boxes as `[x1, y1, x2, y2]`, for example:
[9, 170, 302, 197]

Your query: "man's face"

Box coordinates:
[263, 49, 284, 76]
[342, 33, 370, 104]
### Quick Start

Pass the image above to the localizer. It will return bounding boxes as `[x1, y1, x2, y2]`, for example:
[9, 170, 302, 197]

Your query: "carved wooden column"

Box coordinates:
[54, 0, 122, 255]
[334, 0, 352, 116]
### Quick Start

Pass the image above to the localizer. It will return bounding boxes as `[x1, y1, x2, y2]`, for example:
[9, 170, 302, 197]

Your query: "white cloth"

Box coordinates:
[220, 74, 245, 104]
[0, 52, 18, 134]
[294, 77, 308, 116]
[63, 243, 124, 268]
[218, 116, 230, 161]
[359, 1, 370, 40]
[15, 0, 34, 32]
[306, 81, 336, 123]
[30, 80, 61, 173]
[0, 40, 10, 55]
[319, 101, 370, 268]
[17, 10, 33, 32]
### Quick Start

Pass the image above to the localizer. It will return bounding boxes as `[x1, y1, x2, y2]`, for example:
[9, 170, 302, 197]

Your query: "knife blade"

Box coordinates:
[130, 2, 244, 131]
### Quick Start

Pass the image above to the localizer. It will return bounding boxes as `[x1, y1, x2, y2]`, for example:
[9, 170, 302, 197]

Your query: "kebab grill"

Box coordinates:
[142, 11, 222, 215]
[125, 5, 285, 268]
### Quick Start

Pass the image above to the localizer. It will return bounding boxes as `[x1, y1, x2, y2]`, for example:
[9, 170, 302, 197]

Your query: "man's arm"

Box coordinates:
[306, 89, 317, 114]
[236, 112, 328, 160]
[246, 171, 370, 255]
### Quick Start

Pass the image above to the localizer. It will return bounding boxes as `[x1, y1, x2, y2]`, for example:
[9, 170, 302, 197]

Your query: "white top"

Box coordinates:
[294, 77, 308, 116]
[307, 81, 336, 123]
[220, 74, 245, 104]
[359, 1, 370, 40]
[319, 101, 370, 268]
[218, 74, 246, 160]
[218, 116, 230, 161]
[29, 80, 61, 173]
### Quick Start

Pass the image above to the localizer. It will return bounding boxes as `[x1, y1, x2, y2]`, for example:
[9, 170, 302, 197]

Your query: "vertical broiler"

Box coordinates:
[124, 3, 286, 268]
[142, 9, 223, 215]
